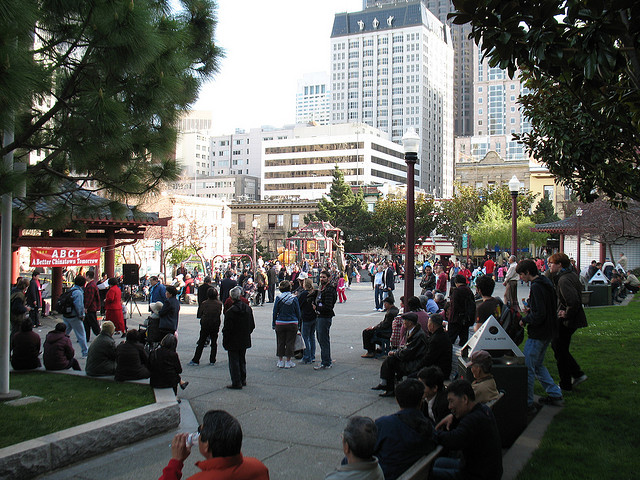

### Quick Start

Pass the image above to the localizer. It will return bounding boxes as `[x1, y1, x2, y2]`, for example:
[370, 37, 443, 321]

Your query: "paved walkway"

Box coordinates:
[35, 280, 532, 480]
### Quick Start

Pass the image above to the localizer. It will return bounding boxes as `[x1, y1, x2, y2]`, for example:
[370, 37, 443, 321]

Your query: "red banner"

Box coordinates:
[30, 247, 101, 267]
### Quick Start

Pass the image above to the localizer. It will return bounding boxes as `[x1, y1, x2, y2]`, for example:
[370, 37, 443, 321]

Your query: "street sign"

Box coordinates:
[154, 240, 161, 251]
[462, 234, 468, 249]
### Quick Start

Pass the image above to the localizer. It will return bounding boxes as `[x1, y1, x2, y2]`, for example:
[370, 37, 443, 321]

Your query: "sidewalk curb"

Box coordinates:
[0, 388, 180, 480]
[501, 404, 563, 480]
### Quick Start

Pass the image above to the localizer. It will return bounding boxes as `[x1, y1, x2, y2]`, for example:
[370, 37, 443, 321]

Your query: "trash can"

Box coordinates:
[458, 355, 528, 448]
[588, 283, 612, 306]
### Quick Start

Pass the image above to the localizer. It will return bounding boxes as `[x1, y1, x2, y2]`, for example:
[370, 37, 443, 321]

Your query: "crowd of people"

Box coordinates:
[8, 248, 638, 480]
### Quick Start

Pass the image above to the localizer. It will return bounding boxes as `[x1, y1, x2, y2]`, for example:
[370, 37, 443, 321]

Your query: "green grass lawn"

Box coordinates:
[518, 295, 640, 480]
[0, 372, 155, 449]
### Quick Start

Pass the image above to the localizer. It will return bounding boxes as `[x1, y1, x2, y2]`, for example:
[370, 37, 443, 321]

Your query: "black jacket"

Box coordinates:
[219, 278, 237, 303]
[383, 267, 395, 292]
[297, 289, 318, 323]
[524, 275, 557, 340]
[434, 403, 503, 480]
[149, 347, 182, 388]
[553, 269, 588, 330]
[420, 273, 437, 291]
[26, 278, 42, 308]
[418, 327, 452, 378]
[315, 283, 337, 318]
[115, 341, 150, 381]
[396, 327, 428, 374]
[196, 283, 212, 306]
[375, 306, 399, 333]
[448, 284, 475, 327]
[197, 298, 222, 328]
[222, 300, 255, 351]
[421, 389, 449, 426]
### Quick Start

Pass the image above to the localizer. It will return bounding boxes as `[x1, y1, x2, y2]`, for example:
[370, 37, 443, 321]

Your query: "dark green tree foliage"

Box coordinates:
[450, 1, 640, 205]
[531, 197, 560, 225]
[0, 0, 222, 224]
[371, 194, 439, 250]
[311, 166, 371, 251]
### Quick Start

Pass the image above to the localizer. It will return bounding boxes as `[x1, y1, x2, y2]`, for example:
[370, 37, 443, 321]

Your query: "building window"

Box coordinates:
[238, 214, 246, 230]
[544, 185, 554, 200]
[292, 214, 300, 229]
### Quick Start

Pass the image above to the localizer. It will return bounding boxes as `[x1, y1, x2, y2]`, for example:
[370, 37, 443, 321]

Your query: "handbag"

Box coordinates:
[293, 331, 306, 359]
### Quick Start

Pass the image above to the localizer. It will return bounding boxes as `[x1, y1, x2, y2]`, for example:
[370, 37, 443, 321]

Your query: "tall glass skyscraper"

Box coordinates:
[330, 1, 454, 197]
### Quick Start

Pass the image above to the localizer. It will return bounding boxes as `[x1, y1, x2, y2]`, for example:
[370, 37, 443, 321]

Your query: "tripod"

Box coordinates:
[125, 284, 142, 319]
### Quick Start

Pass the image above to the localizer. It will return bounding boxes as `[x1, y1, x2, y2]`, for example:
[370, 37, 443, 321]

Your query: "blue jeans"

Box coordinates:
[524, 337, 562, 405]
[431, 457, 462, 480]
[64, 316, 88, 356]
[316, 316, 332, 367]
[301, 320, 316, 362]
[374, 285, 384, 309]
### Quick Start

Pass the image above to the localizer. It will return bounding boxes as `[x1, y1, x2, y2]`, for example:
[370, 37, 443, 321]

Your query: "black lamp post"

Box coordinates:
[576, 207, 583, 272]
[508, 175, 520, 258]
[402, 128, 420, 300]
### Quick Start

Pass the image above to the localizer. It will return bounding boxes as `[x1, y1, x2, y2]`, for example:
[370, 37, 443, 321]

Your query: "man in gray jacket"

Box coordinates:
[325, 416, 384, 480]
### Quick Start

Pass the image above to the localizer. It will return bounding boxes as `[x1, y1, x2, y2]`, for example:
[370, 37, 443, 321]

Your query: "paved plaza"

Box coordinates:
[37, 279, 530, 480]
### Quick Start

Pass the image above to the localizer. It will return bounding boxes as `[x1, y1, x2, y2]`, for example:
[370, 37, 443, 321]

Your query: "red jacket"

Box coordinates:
[159, 454, 269, 480]
[84, 280, 101, 312]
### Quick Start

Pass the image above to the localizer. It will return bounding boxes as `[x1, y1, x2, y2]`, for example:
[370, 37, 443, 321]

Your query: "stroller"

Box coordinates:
[140, 300, 164, 352]
[243, 279, 258, 306]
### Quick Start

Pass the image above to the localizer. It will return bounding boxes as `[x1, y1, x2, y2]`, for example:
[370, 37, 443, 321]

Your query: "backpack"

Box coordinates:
[463, 293, 476, 327]
[55, 290, 75, 316]
[499, 301, 525, 346]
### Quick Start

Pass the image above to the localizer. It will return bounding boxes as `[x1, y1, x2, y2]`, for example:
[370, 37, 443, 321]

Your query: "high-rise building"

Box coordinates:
[178, 110, 213, 133]
[295, 72, 331, 125]
[423, 1, 476, 137]
[330, 1, 454, 197]
[474, 62, 530, 138]
[363, 1, 475, 138]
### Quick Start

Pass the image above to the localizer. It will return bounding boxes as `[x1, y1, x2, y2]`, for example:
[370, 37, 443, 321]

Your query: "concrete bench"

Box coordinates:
[397, 445, 444, 480]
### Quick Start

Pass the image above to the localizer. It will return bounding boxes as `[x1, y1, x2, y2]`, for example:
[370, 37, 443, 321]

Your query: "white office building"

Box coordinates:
[175, 131, 212, 177]
[164, 175, 260, 201]
[209, 126, 295, 178]
[295, 72, 331, 125]
[262, 123, 408, 200]
[330, 1, 454, 197]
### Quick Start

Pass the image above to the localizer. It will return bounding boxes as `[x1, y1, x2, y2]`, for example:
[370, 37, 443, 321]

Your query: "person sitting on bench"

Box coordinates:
[374, 379, 436, 480]
[432, 380, 502, 480]
[361, 296, 398, 358]
[372, 313, 428, 397]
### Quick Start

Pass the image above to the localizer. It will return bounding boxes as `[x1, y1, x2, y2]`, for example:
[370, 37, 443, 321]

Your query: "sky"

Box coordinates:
[193, 0, 363, 135]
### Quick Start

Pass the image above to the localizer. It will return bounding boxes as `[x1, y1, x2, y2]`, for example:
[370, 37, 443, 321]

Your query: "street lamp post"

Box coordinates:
[576, 207, 583, 272]
[252, 219, 258, 274]
[508, 175, 520, 259]
[402, 128, 420, 300]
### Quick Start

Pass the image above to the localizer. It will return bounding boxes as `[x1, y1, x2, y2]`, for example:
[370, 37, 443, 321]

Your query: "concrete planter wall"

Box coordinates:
[0, 389, 179, 480]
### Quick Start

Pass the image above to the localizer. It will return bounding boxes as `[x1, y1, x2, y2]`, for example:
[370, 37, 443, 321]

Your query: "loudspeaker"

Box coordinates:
[122, 264, 140, 285]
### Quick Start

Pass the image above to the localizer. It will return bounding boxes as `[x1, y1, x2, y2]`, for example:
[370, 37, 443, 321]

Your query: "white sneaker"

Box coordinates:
[284, 360, 296, 369]
[276, 360, 285, 368]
